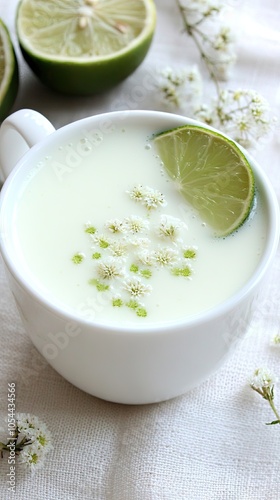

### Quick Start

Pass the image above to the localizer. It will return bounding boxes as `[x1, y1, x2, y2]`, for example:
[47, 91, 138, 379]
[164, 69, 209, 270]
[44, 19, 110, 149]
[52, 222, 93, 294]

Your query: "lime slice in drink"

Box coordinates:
[16, 0, 156, 96]
[0, 19, 19, 122]
[153, 125, 255, 237]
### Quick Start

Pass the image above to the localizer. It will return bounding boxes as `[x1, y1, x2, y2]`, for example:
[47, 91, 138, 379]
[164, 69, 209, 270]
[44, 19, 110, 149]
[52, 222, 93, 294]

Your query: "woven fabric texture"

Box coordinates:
[0, 1, 280, 498]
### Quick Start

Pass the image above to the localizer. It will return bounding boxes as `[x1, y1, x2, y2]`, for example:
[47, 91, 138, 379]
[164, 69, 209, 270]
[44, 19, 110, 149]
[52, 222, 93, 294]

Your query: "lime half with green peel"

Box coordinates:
[16, 0, 156, 96]
[153, 125, 255, 237]
[0, 20, 19, 122]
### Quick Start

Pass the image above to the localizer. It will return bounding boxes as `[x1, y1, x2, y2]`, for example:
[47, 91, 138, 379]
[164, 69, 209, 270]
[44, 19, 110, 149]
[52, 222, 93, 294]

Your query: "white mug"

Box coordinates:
[0, 109, 279, 404]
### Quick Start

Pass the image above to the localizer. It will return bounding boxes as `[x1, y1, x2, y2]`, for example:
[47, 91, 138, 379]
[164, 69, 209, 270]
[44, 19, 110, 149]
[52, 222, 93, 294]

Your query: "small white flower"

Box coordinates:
[104, 219, 124, 234]
[208, 49, 236, 80]
[97, 257, 124, 280]
[123, 277, 152, 298]
[155, 65, 202, 111]
[124, 216, 149, 234]
[155, 215, 187, 241]
[93, 234, 111, 248]
[179, 0, 222, 20]
[128, 185, 167, 210]
[137, 250, 154, 266]
[127, 185, 145, 202]
[19, 443, 45, 472]
[212, 26, 235, 51]
[194, 104, 214, 126]
[34, 427, 53, 453]
[153, 247, 179, 267]
[250, 368, 277, 390]
[142, 186, 167, 210]
[109, 240, 128, 258]
[16, 414, 41, 437]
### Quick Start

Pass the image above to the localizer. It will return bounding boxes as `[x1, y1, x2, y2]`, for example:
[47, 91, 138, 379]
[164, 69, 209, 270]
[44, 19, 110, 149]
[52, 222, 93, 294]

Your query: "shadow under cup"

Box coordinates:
[0, 110, 279, 404]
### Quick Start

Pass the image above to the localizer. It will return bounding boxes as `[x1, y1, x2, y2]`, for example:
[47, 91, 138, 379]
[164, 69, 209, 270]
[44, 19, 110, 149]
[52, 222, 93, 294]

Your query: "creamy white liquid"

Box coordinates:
[14, 123, 267, 326]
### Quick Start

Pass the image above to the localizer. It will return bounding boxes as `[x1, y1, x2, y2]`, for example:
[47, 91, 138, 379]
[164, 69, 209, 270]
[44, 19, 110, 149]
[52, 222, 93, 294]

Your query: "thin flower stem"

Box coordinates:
[251, 379, 280, 425]
[268, 399, 280, 422]
[175, 0, 221, 94]
[250, 386, 265, 398]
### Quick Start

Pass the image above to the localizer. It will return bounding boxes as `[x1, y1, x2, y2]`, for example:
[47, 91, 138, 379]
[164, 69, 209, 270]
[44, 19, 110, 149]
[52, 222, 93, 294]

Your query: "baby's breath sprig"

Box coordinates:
[0, 413, 52, 473]
[156, 65, 202, 113]
[154, 0, 276, 149]
[176, 0, 236, 87]
[250, 368, 280, 425]
[195, 89, 276, 149]
[127, 185, 167, 211]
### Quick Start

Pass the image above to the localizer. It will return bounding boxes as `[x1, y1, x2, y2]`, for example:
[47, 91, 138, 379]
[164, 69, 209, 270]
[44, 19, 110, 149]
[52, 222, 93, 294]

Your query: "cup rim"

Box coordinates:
[0, 109, 279, 334]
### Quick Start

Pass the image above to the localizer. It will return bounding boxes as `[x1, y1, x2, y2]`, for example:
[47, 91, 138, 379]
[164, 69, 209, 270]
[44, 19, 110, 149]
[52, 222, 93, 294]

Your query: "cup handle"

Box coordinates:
[0, 109, 56, 182]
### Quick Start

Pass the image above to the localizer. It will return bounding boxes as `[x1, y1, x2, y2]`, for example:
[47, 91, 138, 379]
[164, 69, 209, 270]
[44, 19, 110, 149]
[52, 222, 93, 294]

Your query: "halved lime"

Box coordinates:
[0, 19, 19, 122]
[16, 0, 156, 96]
[153, 125, 255, 237]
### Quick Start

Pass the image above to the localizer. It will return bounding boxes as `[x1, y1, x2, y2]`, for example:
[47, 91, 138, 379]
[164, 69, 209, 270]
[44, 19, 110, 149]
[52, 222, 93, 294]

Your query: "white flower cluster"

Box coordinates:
[249, 367, 280, 425]
[127, 184, 167, 210]
[150, 0, 276, 150]
[73, 185, 197, 318]
[154, 64, 276, 149]
[179, 0, 223, 18]
[156, 66, 202, 112]
[177, 0, 236, 81]
[15, 414, 52, 472]
[250, 368, 277, 391]
[195, 89, 276, 149]
[17, 414, 52, 471]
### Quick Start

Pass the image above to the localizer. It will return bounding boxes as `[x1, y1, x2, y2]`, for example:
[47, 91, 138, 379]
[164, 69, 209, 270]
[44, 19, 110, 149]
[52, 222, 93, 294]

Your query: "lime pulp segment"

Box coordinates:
[16, 0, 156, 95]
[153, 125, 255, 237]
[17, 0, 154, 60]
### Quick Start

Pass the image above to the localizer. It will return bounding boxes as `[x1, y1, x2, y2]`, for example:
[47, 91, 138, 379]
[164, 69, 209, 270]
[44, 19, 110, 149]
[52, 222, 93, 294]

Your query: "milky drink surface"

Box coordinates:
[13, 121, 267, 325]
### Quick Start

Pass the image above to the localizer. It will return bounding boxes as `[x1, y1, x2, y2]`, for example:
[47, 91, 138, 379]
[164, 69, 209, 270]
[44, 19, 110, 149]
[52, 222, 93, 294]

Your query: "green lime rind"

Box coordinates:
[18, 31, 154, 95]
[154, 124, 255, 237]
[16, 0, 156, 96]
[0, 19, 19, 122]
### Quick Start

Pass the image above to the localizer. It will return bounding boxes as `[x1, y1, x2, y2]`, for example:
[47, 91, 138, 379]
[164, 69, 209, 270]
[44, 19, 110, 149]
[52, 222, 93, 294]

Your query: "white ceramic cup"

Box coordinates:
[0, 109, 279, 404]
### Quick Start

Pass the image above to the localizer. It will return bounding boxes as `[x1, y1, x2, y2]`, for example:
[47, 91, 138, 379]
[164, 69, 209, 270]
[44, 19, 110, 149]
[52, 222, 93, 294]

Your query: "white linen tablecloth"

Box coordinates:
[0, 1, 280, 498]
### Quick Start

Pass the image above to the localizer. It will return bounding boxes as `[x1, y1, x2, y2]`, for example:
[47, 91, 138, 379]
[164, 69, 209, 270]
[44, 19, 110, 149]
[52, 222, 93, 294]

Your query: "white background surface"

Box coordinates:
[0, 0, 280, 498]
